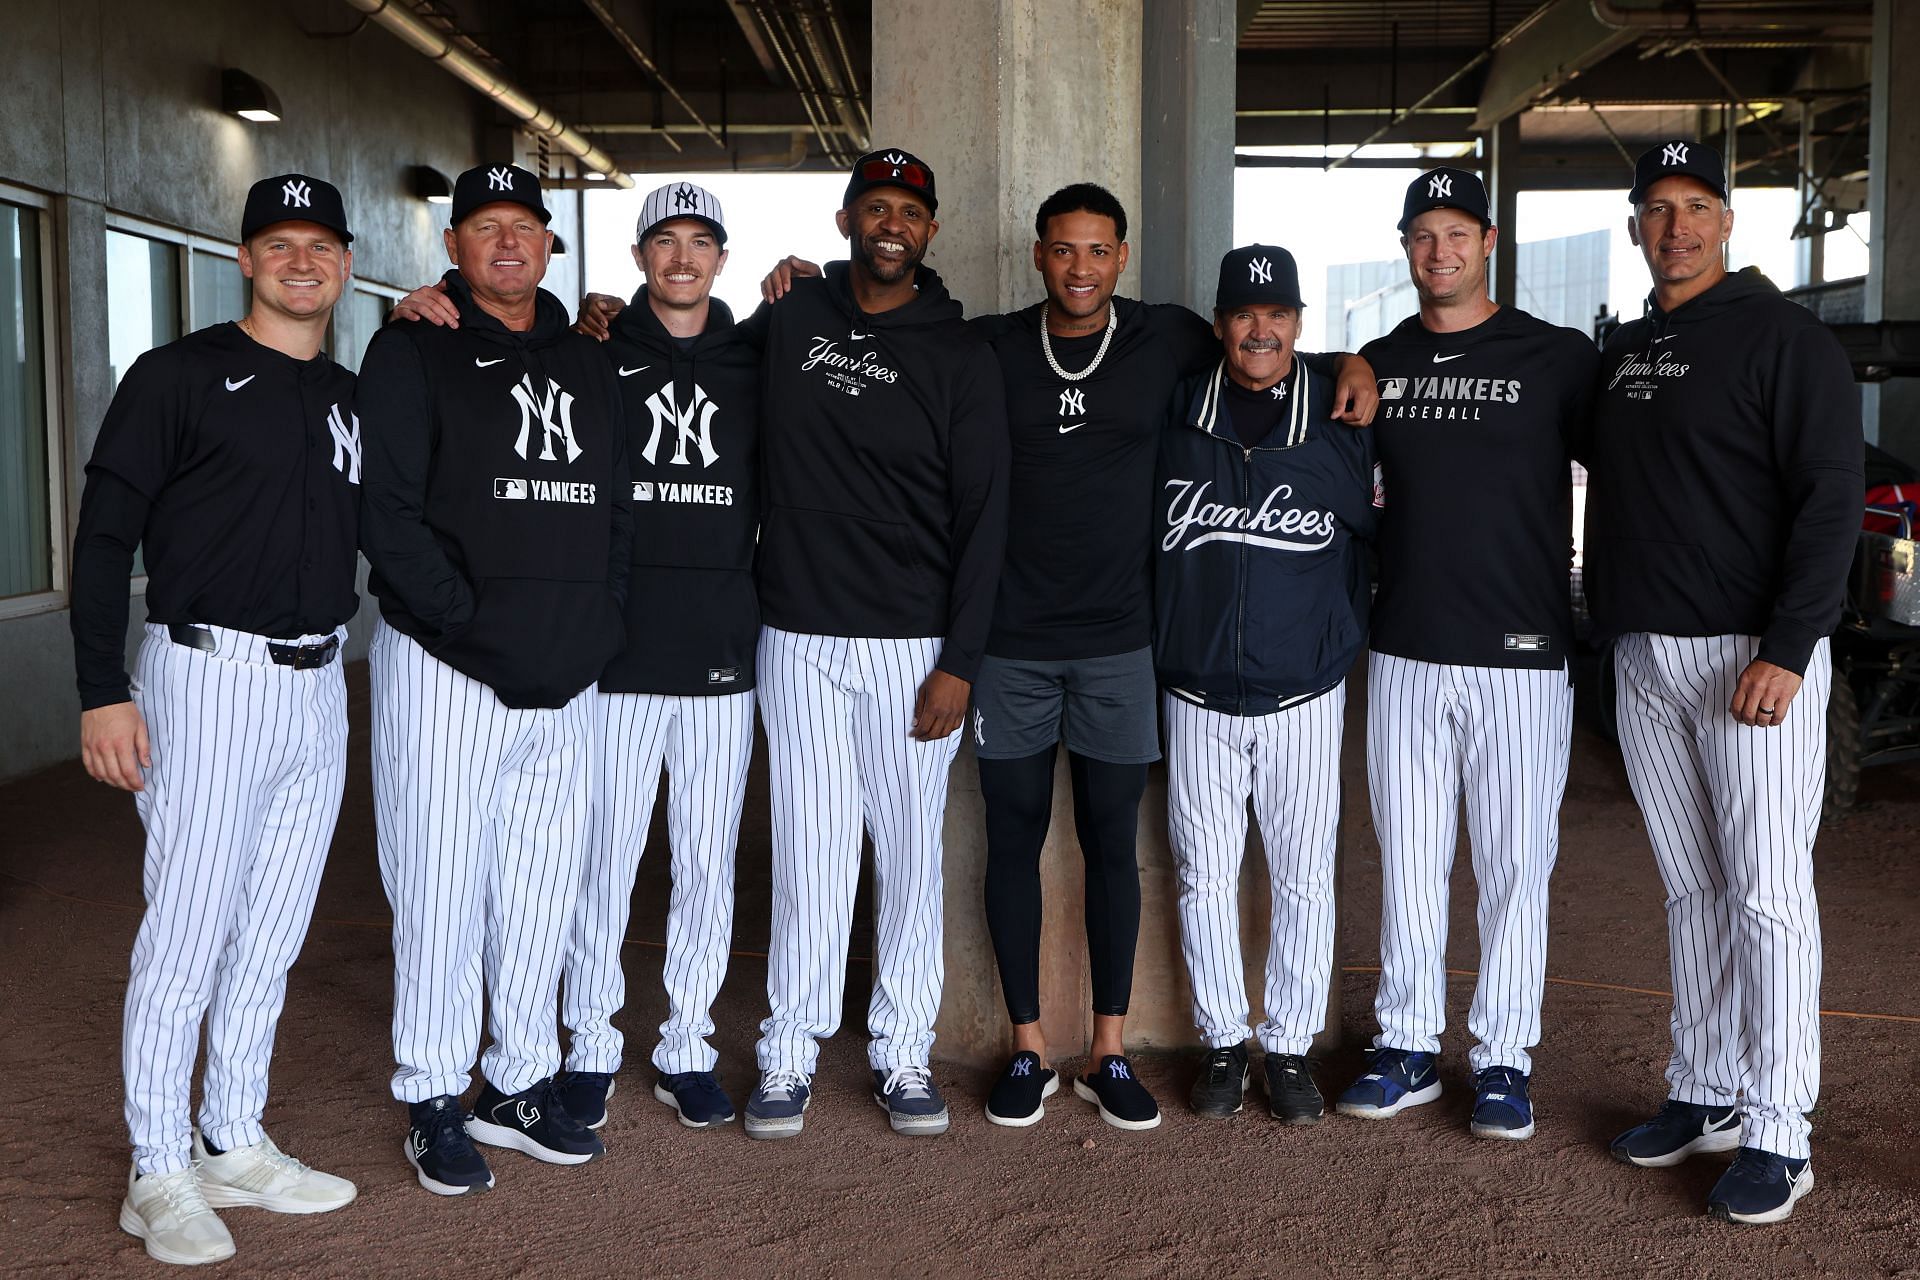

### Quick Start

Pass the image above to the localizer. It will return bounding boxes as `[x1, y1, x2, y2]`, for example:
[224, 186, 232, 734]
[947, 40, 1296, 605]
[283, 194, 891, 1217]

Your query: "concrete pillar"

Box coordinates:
[1488, 115, 1521, 308]
[1138, 0, 1236, 315]
[1865, 0, 1920, 458]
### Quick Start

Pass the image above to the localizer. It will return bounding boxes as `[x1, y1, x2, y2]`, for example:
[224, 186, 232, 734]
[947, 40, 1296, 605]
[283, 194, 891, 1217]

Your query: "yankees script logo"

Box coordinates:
[1608, 348, 1691, 402]
[282, 179, 311, 208]
[1162, 478, 1337, 552]
[326, 402, 361, 484]
[510, 373, 584, 462]
[642, 382, 720, 466]
[802, 335, 900, 397]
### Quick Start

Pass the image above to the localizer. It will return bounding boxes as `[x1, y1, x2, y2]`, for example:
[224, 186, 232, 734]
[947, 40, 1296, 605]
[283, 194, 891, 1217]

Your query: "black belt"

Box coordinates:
[168, 623, 340, 669]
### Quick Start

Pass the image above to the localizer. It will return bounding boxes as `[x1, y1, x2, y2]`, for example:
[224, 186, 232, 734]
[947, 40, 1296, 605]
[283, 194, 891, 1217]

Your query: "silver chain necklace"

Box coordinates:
[1040, 300, 1117, 383]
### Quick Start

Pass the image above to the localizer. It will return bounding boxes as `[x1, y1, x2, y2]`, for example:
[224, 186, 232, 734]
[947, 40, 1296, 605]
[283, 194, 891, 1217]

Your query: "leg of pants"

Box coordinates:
[1455, 664, 1572, 1073]
[980, 747, 1058, 1025]
[652, 691, 755, 1075]
[1068, 752, 1146, 1019]
[562, 691, 675, 1074]
[1367, 652, 1463, 1056]
[853, 636, 958, 1071]
[1248, 685, 1344, 1055]
[1164, 693, 1256, 1048]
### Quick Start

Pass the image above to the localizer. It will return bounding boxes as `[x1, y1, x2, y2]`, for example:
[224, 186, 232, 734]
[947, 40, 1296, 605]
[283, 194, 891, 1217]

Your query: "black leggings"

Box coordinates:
[979, 746, 1146, 1023]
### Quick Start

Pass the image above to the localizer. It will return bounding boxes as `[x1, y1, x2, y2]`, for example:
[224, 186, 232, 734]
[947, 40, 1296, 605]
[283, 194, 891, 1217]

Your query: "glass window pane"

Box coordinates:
[342, 288, 389, 373]
[106, 230, 183, 581]
[0, 201, 50, 599]
[191, 248, 247, 328]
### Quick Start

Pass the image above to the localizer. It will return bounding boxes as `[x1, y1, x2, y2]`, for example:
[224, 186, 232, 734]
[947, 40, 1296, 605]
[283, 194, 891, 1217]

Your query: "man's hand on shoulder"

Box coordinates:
[388, 281, 460, 328]
[575, 293, 626, 341]
[1331, 353, 1379, 426]
[912, 670, 970, 741]
[761, 256, 822, 304]
[81, 701, 151, 791]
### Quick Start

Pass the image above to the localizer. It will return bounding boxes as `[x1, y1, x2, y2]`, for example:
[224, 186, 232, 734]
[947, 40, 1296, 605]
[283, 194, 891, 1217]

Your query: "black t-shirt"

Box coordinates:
[974, 297, 1219, 661]
[1361, 306, 1598, 669]
[1219, 361, 1302, 449]
[70, 322, 361, 708]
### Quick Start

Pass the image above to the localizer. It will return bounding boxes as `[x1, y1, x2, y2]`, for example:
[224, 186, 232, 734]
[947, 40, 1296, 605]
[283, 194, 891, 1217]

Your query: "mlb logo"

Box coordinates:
[632, 481, 654, 501]
[494, 477, 527, 500]
[1381, 378, 1406, 400]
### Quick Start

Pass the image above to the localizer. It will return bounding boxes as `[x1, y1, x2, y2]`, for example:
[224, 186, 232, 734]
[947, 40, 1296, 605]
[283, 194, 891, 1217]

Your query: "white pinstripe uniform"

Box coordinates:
[1164, 685, 1345, 1055]
[123, 624, 348, 1175]
[754, 627, 959, 1075]
[1366, 655, 1572, 1071]
[563, 689, 755, 1075]
[1614, 632, 1830, 1159]
[371, 623, 597, 1102]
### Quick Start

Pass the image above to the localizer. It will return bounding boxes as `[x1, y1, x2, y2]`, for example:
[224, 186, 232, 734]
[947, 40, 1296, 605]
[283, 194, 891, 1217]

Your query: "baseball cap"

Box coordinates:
[241, 173, 353, 244]
[1629, 138, 1728, 205]
[1215, 244, 1305, 312]
[843, 148, 938, 214]
[450, 164, 552, 226]
[1398, 166, 1489, 232]
[637, 181, 727, 245]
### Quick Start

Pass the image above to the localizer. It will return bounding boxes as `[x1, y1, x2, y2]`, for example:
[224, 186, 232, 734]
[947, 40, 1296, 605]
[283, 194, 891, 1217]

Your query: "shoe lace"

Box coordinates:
[1276, 1056, 1312, 1088]
[150, 1168, 216, 1220]
[759, 1069, 807, 1102]
[1476, 1067, 1523, 1095]
[1203, 1049, 1240, 1085]
[424, 1102, 471, 1152]
[880, 1065, 934, 1100]
[1722, 1148, 1774, 1185]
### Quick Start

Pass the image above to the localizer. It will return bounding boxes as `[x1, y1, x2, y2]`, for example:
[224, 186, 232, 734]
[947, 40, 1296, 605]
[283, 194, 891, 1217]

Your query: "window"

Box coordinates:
[340, 284, 403, 373]
[191, 248, 247, 328]
[0, 189, 55, 605]
[106, 229, 183, 389]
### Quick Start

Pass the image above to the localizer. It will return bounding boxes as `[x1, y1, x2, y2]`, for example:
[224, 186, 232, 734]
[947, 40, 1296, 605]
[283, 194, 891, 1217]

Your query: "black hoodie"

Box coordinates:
[598, 288, 763, 695]
[1585, 269, 1862, 675]
[755, 262, 1009, 681]
[356, 270, 631, 708]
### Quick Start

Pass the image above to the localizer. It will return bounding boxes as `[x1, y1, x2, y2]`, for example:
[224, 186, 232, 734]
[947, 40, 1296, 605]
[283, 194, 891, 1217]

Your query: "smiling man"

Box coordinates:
[1586, 140, 1861, 1225]
[1334, 167, 1597, 1143]
[72, 173, 362, 1265]
[356, 163, 631, 1195]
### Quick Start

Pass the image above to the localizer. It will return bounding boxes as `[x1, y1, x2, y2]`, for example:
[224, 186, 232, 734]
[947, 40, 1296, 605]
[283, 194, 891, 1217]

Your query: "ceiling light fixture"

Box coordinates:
[222, 68, 283, 123]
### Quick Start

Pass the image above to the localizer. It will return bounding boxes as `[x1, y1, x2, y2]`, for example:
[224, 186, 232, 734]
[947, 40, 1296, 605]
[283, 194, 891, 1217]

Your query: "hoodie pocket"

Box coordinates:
[1588, 536, 1738, 634]
[757, 504, 931, 624]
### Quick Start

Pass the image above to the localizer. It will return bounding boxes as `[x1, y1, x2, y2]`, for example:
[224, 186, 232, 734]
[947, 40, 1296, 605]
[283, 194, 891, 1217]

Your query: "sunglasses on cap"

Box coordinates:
[858, 157, 931, 190]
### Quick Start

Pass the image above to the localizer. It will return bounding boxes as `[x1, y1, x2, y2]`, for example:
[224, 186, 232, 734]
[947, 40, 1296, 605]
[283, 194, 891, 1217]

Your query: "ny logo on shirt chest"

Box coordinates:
[510, 373, 584, 463]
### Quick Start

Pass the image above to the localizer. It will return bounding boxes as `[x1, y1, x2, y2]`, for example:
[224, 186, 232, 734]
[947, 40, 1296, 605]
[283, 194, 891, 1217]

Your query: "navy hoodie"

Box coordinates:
[1585, 269, 1862, 674]
[755, 262, 1009, 681]
[357, 270, 631, 708]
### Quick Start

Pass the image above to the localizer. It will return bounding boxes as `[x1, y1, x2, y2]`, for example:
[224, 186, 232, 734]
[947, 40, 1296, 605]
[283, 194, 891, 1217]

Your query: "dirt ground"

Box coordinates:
[2, 662, 1917, 1279]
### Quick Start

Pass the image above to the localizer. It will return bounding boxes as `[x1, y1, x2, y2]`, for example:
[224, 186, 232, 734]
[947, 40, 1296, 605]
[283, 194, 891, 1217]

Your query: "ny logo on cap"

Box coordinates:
[488, 167, 514, 191]
[282, 179, 311, 208]
[1663, 142, 1690, 166]
[1059, 388, 1085, 417]
[673, 183, 697, 210]
[1428, 172, 1452, 199]
[1248, 257, 1273, 285]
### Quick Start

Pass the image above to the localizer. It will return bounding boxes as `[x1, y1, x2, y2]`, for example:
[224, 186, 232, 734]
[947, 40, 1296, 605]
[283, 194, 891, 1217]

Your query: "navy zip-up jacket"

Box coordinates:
[1153, 357, 1379, 715]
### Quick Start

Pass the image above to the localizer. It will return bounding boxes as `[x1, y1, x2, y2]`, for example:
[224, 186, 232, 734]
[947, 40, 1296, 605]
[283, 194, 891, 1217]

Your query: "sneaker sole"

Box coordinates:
[1192, 1068, 1250, 1118]
[1073, 1079, 1162, 1131]
[403, 1140, 494, 1196]
[1471, 1119, 1536, 1141]
[1710, 1168, 1814, 1225]
[985, 1075, 1060, 1128]
[1613, 1125, 1742, 1168]
[118, 1202, 236, 1266]
[873, 1095, 950, 1135]
[653, 1082, 737, 1129]
[1270, 1103, 1324, 1126]
[744, 1098, 809, 1140]
[199, 1183, 358, 1214]
[464, 1117, 602, 1165]
[1336, 1080, 1442, 1119]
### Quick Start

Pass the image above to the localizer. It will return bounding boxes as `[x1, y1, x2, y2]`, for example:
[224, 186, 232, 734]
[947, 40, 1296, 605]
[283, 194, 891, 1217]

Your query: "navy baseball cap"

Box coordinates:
[1629, 138, 1728, 205]
[1215, 244, 1305, 311]
[1398, 166, 1489, 232]
[844, 148, 938, 214]
[451, 164, 552, 226]
[241, 173, 352, 244]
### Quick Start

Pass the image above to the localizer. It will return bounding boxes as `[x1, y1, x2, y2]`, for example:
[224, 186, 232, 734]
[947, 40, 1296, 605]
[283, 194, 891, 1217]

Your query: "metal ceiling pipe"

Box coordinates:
[340, 0, 635, 187]
[1591, 0, 1872, 33]
[576, 0, 727, 152]
[743, 0, 852, 166]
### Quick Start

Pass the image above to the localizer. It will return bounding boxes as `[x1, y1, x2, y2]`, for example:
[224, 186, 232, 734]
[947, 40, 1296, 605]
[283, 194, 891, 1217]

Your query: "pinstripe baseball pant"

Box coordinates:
[754, 627, 960, 1075]
[123, 623, 348, 1177]
[1163, 685, 1344, 1056]
[371, 622, 596, 1103]
[1614, 632, 1829, 1160]
[563, 688, 755, 1076]
[1365, 652, 1573, 1073]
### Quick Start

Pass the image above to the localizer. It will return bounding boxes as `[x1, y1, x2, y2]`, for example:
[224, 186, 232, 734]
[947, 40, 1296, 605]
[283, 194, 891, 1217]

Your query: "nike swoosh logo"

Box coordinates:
[224, 375, 255, 391]
[1408, 1067, 1431, 1086]
[1704, 1112, 1740, 1134]
[475, 357, 505, 368]
[1058, 422, 1087, 434]
[850, 331, 870, 341]
[618, 365, 649, 377]
[1652, 334, 1677, 344]
[1431, 353, 1465, 364]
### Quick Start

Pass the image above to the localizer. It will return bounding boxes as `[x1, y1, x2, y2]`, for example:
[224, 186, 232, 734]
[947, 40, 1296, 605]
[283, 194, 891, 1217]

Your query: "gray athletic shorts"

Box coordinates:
[968, 646, 1160, 764]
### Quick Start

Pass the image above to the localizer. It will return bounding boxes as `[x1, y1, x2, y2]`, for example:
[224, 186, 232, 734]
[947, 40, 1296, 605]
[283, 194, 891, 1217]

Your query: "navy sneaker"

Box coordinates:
[872, 1065, 951, 1136]
[985, 1051, 1058, 1128]
[1264, 1053, 1323, 1126]
[744, 1070, 811, 1140]
[465, 1078, 604, 1165]
[1335, 1048, 1442, 1119]
[1190, 1043, 1250, 1118]
[1610, 1099, 1741, 1168]
[556, 1070, 616, 1130]
[1074, 1055, 1161, 1131]
[1469, 1066, 1534, 1140]
[654, 1071, 737, 1128]
[404, 1096, 493, 1197]
[1708, 1147, 1814, 1224]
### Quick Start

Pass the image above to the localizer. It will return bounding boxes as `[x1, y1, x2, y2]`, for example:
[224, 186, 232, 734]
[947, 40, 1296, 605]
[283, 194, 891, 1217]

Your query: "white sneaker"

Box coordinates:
[194, 1131, 358, 1214]
[119, 1165, 236, 1266]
